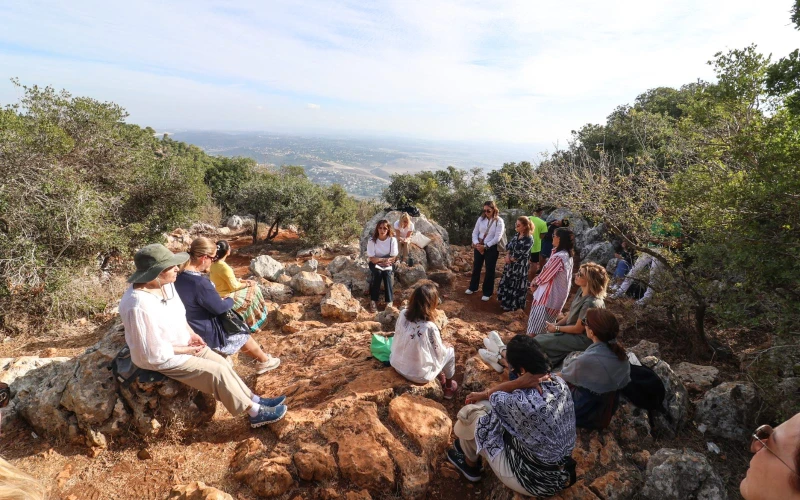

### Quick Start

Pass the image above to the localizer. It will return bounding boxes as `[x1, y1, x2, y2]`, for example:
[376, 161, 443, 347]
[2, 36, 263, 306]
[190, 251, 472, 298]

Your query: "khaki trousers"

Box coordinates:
[160, 347, 253, 416]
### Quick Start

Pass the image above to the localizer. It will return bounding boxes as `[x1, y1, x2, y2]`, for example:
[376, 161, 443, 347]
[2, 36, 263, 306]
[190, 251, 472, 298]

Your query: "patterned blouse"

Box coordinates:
[474, 375, 576, 463]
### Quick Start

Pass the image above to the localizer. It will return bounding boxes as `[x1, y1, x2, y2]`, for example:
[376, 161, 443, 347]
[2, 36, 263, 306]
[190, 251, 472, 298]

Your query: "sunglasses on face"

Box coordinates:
[576, 271, 585, 278]
[751, 425, 800, 477]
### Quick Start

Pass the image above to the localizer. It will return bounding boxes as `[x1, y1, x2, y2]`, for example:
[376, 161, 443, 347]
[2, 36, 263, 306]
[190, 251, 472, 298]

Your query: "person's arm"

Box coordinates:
[367, 239, 380, 264]
[465, 372, 551, 403]
[472, 218, 482, 246]
[512, 235, 532, 262]
[389, 237, 399, 259]
[133, 308, 182, 365]
[197, 280, 235, 315]
[407, 222, 414, 239]
[546, 319, 586, 335]
[534, 254, 564, 286]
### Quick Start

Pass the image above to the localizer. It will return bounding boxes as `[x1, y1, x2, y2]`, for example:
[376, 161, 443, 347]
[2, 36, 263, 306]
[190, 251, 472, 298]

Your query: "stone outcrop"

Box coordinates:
[694, 381, 760, 443]
[259, 282, 293, 303]
[168, 482, 233, 500]
[641, 356, 690, 438]
[327, 255, 370, 296]
[250, 255, 285, 281]
[674, 362, 720, 394]
[395, 263, 427, 287]
[641, 448, 727, 500]
[321, 283, 362, 321]
[360, 211, 451, 271]
[290, 271, 327, 295]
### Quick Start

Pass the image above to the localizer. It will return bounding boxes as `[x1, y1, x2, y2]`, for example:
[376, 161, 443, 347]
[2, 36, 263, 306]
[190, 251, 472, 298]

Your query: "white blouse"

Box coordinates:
[393, 220, 415, 239]
[119, 285, 192, 371]
[390, 310, 448, 384]
[471, 216, 505, 247]
[367, 237, 399, 259]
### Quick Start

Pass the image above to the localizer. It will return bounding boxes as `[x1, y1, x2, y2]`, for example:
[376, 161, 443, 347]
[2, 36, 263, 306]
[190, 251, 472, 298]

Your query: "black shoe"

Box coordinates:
[454, 438, 464, 455]
[447, 448, 482, 482]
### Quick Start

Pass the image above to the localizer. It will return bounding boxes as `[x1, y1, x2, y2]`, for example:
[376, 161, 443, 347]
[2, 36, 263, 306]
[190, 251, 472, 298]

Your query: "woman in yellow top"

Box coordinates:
[209, 240, 270, 333]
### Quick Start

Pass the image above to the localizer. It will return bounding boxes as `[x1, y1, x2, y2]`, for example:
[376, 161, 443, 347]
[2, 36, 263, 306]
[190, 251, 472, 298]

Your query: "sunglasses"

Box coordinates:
[576, 271, 585, 278]
[751, 425, 799, 477]
[483, 209, 492, 214]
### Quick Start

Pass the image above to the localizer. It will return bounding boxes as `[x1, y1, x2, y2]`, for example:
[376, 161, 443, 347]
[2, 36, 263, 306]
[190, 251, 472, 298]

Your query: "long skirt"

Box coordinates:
[497, 260, 530, 311]
[228, 284, 269, 333]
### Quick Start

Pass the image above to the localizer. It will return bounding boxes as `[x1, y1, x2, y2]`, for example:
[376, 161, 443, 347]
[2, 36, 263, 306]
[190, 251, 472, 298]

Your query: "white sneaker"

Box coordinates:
[481, 296, 491, 302]
[479, 348, 504, 373]
[483, 338, 499, 353]
[255, 355, 281, 375]
[465, 289, 475, 295]
[488, 331, 505, 352]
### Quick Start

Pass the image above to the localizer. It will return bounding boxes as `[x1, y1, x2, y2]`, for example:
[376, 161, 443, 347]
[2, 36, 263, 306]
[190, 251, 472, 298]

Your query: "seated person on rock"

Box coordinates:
[481, 262, 608, 371]
[741, 411, 800, 500]
[560, 308, 630, 430]
[390, 283, 458, 399]
[449, 335, 576, 497]
[366, 219, 398, 312]
[175, 237, 280, 375]
[119, 243, 287, 428]
[209, 239, 270, 334]
[394, 212, 415, 265]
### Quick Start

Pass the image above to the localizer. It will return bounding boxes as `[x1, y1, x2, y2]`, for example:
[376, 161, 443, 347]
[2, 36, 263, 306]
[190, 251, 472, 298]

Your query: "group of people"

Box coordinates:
[113, 207, 795, 499]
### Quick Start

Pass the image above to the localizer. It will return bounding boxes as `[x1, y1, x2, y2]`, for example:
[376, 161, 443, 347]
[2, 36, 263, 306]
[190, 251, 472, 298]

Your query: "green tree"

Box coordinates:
[488, 162, 534, 208]
[204, 156, 255, 215]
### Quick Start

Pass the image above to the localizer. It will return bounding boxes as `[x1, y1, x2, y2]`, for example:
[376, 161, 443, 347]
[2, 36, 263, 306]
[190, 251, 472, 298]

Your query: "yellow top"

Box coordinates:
[209, 260, 242, 296]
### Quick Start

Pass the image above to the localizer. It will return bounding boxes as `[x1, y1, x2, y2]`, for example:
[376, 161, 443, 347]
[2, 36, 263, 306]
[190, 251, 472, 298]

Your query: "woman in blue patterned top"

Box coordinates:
[496, 217, 534, 311]
[448, 335, 577, 497]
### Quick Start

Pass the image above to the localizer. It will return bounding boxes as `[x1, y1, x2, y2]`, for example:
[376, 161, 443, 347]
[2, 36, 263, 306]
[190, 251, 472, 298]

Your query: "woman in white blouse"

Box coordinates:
[390, 283, 458, 399]
[393, 213, 415, 265]
[118, 244, 287, 428]
[366, 219, 399, 312]
[466, 201, 506, 302]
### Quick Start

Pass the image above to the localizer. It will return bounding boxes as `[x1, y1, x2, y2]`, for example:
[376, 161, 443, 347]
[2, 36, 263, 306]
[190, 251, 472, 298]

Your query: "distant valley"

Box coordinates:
[166, 131, 542, 198]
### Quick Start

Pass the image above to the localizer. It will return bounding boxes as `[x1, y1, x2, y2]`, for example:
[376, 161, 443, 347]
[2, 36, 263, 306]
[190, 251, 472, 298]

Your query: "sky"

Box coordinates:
[0, 1, 798, 146]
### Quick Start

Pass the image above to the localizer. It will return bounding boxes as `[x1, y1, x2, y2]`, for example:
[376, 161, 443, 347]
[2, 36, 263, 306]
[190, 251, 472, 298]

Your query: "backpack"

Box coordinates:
[621, 363, 666, 413]
[111, 346, 166, 387]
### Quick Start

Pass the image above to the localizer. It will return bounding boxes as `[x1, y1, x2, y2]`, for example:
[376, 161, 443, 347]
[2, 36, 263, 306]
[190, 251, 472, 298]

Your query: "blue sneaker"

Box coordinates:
[249, 404, 287, 428]
[258, 395, 287, 408]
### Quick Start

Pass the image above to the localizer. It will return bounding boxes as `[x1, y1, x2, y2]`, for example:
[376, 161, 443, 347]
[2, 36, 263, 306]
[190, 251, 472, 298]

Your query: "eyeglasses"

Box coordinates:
[483, 209, 492, 214]
[576, 271, 585, 278]
[751, 425, 800, 477]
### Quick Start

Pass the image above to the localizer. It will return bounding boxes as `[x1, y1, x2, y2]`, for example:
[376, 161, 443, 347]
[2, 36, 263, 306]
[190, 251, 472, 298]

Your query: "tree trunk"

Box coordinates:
[693, 302, 731, 360]
[266, 219, 280, 241]
[253, 214, 259, 244]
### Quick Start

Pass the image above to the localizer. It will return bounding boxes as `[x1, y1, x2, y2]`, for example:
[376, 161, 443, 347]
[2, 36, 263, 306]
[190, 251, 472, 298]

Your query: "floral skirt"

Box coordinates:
[228, 284, 269, 333]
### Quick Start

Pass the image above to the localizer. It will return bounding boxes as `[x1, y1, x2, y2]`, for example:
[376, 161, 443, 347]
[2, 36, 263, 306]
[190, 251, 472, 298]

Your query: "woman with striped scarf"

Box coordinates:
[526, 227, 575, 336]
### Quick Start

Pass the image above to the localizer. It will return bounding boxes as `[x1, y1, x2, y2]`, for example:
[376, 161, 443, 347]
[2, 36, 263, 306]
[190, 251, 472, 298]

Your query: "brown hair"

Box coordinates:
[579, 262, 609, 299]
[405, 283, 439, 323]
[516, 216, 533, 236]
[371, 219, 394, 242]
[584, 308, 626, 361]
[482, 201, 499, 220]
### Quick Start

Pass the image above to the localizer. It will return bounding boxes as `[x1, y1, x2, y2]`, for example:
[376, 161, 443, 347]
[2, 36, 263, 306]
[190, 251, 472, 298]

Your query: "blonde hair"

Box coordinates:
[580, 262, 609, 299]
[516, 217, 533, 236]
[0, 457, 48, 500]
[399, 213, 411, 228]
[181, 236, 217, 271]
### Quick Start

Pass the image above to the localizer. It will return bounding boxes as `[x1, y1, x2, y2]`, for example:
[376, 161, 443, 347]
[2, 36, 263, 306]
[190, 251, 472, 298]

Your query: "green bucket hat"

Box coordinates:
[127, 244, 190, 284]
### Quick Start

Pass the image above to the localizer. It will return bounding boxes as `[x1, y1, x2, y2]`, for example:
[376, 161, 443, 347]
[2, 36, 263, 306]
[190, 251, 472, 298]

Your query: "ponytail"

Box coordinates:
[585, 308, 627, 361]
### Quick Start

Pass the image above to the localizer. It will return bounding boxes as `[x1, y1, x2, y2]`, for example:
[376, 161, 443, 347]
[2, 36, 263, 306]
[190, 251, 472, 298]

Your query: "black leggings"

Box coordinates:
[469, 245, 499, 297]
[369, 263, 393, 302]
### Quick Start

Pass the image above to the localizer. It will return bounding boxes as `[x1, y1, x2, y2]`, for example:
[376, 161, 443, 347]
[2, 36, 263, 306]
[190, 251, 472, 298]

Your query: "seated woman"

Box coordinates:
[390, 283, 458, 399]
[208, 240, 269, 334]
[741, 412, 800, 499]
[497, 217, 534, 312]
[534, 262, 608, 366]
[561, 308, 630, 429]
[119, 243, 287, 427]
[393, 213, 415, 265]
[175, 238, 280, 374]
[450, 335, 576, 497]
[366, 219, 398, 312]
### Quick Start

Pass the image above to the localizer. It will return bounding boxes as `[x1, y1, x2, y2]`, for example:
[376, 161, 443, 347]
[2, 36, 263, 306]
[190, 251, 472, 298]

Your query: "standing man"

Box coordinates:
[528, 206, 549, 282]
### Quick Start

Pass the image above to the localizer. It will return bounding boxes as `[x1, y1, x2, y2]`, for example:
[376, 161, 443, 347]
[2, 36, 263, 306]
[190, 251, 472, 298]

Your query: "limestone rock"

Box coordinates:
[395, 263, 427, 287]
[694, 381, 760, 443]
[301, 258, 319, 273]
[259, 282, 293, 303]
[235, 460, 294, 498]
[388, 394, 452, 459]
[641, 448, 727, 500]
[628, 340, 660, 361]
[589, 470, 642, 500]
[428, 270, 455, 287]
[376, 305, 400, 331]
[293, 443, 337, 481]
[360, 211, 451, 271]
[291, 271, 327, 296]
[674, 362, 720, 394]
[321, 284, 362, 322]
[327, 256, 370, 296]
[276, 303, 305, 325]
[462, 355, 504, 392]
[277, 274, 293, 285]
[226, 215, 243, 230]
[0, 356, 70, 386]
[297, 247, 324, 258]
[168, 481, 233, 500]
[286, 263, 302, 277]
[641, 357, 689, 438]
[250, 255, 285, 281]
[608, 398, 652, 448]
[581, 242, 615, 267]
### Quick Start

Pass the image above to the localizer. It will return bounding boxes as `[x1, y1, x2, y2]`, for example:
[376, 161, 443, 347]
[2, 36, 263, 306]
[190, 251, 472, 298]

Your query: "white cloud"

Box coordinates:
[0, 0, 797, 144]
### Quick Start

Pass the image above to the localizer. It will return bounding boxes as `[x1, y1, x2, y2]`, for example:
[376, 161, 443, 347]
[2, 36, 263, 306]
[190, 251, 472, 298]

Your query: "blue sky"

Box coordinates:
[0, 1, 798, 145]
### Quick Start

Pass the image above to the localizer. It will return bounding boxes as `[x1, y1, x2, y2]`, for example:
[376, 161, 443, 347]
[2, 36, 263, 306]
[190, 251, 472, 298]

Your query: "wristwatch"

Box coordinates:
[555, 325, 560, 333]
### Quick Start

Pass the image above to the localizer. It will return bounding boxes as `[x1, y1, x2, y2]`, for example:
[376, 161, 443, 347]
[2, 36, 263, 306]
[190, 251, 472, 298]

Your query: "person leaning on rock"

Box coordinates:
[119, 243, 287, 428]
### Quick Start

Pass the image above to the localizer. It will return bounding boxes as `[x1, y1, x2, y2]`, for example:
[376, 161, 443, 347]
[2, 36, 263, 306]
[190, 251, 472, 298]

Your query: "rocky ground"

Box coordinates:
[0, 224, 768, 500]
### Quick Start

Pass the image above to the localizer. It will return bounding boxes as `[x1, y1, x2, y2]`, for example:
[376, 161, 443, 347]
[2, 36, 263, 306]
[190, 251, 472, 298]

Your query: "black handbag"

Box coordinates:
[219, 309, 248, 335]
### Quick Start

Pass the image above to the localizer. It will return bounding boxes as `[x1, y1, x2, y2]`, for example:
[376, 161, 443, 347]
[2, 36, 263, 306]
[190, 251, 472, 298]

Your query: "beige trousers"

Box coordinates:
[160, 347, 253, 416]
